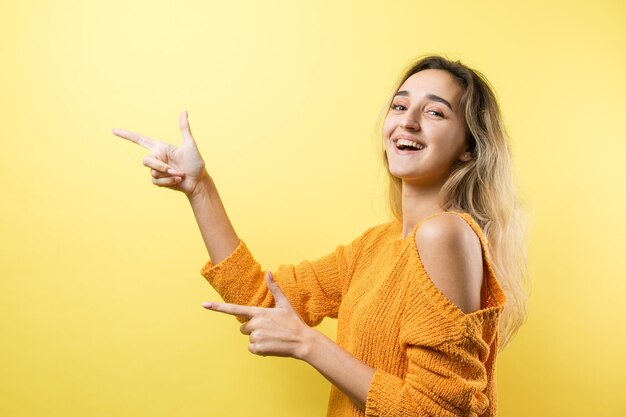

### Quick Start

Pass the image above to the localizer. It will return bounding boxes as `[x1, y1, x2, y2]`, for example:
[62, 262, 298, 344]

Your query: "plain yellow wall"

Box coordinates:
[1, 0, 625, 416]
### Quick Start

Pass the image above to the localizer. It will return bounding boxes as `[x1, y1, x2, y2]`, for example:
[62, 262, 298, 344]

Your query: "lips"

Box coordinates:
[396, 139, 424, 150]
[392, 135, 426, 152]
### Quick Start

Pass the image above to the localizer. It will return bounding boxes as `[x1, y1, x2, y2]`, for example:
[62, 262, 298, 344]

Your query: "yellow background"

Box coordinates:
[1, 0, 625, 416]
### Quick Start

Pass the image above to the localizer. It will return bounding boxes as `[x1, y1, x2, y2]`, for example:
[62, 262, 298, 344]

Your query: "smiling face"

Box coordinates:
[383, 69, 472, 187]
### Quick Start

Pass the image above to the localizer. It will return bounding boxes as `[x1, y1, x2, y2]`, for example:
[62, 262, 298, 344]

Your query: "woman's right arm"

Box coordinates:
[112, 111, 239, 264]
[113, 111, 361, 322]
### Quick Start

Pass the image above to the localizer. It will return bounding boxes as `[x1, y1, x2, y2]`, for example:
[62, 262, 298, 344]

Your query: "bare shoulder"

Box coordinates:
[414, 213, 484, 314]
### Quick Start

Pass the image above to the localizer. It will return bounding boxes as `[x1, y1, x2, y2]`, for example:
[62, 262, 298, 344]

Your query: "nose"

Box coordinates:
[400, 112, 420, 131]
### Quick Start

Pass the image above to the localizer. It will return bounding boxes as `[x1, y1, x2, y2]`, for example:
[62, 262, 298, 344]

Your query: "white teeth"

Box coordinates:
[396, 139, 424, 150]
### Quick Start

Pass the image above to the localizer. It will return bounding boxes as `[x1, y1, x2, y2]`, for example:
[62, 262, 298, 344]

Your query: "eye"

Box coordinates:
[390, 103, 407, 111]
[427, 110, 444, 118]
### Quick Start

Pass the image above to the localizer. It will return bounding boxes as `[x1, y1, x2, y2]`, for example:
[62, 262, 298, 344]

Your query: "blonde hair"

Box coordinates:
[379, 55, 530, 348]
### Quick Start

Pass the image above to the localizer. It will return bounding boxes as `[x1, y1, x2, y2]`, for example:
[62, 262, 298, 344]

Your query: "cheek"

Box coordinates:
[382, 117, 394, 139]
[451, 126, 469, 151]
[438, 122, 467, 150]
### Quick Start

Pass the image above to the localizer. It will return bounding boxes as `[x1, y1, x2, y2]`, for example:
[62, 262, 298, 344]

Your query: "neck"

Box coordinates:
[400, 180, 447, 239]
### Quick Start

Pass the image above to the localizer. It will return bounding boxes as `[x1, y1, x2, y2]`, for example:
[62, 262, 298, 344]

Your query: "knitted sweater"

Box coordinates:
[200, 211, 506, 417]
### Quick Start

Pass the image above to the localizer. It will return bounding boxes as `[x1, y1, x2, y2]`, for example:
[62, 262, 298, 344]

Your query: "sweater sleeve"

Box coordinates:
[364, 327, 495, 417]
[200, 231, 369, 326]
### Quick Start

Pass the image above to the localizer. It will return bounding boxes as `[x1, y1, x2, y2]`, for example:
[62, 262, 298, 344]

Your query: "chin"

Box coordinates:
[387, 167, 419, 181]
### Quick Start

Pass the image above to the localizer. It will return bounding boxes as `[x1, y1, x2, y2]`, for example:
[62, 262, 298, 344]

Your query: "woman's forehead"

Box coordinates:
[398, 69, 463, 102]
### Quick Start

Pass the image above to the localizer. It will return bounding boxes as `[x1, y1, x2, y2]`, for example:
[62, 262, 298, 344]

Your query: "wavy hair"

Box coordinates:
[379, 55, 530, 348]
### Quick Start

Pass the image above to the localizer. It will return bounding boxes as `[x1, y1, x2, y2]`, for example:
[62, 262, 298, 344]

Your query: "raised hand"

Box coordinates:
[112, 111, 208, 196]
[202, 271, 314, 359]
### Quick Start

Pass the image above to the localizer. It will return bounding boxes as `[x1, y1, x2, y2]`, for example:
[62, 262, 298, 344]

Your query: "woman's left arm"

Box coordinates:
[202, 271, 374, 411]
[202, 214, 494, 414]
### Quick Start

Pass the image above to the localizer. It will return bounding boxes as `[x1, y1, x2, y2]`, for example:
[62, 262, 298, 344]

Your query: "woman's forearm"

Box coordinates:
[301, 329, 375, 411]
[187, 175, 240, 264]
[202, 268, 375, 409]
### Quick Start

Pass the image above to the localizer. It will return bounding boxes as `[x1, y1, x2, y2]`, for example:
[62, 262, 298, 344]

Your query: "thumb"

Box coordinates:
[266, 271, 295, 311]
[179, 110, 197, 146]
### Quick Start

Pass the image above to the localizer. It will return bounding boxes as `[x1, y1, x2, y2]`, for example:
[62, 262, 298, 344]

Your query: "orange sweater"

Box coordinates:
[201, 211, 506, 417]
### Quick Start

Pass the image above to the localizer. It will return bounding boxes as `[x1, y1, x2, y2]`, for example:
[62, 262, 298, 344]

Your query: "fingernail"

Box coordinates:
[167, 168, 177, 175]
[202, 302, 212, 308]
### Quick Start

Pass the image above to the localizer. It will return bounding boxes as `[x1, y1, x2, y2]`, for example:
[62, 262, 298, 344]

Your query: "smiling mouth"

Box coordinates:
[395, 138, 424, 151]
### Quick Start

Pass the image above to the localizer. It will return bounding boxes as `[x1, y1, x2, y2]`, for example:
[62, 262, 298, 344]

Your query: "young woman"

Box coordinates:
[113, 55, 528, 417]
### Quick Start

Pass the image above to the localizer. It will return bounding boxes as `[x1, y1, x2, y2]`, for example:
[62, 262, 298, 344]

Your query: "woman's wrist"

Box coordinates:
[187, 171, 214, 201]
[296, 326, 324, 362]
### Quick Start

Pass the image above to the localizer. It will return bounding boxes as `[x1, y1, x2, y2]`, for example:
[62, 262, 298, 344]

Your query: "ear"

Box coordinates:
[458, 150, 473, 162]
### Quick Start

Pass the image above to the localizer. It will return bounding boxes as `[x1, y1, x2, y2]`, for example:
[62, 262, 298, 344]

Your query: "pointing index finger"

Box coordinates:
[202, 301, 262, 319]
[112, 128, 159, 152]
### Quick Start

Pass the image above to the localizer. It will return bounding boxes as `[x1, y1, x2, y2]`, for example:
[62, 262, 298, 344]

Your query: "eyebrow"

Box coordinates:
[394, 90, 454, 112]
